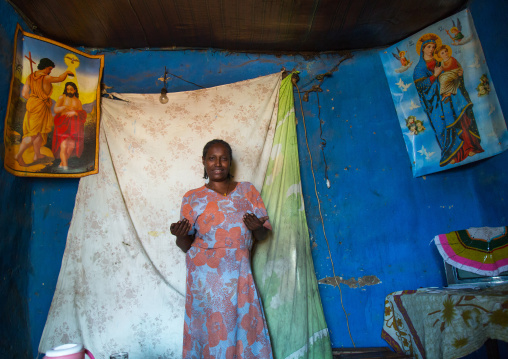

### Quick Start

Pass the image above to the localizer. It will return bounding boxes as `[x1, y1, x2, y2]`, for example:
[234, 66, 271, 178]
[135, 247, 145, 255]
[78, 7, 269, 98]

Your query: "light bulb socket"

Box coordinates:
[159, 87, 169, 104]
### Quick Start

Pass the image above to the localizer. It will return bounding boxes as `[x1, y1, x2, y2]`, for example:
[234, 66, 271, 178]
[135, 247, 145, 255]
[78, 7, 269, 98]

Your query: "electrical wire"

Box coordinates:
[295, 82, 356, 348]
[316, 92, 330, 187]
[165, 70, 205, 88]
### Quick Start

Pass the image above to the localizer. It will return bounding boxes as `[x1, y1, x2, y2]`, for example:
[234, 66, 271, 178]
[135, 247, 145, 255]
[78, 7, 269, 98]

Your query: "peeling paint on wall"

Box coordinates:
[318, 275, 381, 288]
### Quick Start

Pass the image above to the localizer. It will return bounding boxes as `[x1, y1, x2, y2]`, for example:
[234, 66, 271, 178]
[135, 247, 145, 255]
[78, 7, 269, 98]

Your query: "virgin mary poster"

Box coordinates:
[380, 9, 508, 177]
[3, 25, 104, 178]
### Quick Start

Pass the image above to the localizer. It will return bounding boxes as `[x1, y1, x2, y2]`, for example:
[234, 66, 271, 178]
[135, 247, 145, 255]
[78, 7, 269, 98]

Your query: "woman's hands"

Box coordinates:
[170, 218, 194, 253]
[171, 214, 269, 252]
[170, 218, 192, 237]
[243, 213, 269, 241]
[243, 213, 268, 231]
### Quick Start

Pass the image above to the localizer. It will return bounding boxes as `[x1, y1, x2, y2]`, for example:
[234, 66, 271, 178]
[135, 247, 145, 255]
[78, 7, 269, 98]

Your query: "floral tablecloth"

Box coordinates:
[382, 284, 508, 358]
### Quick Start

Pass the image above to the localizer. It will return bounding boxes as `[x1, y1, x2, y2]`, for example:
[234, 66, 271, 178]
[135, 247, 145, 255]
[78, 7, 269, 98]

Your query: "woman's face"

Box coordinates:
[202, 143, 231, 182]
[423, 43, 436, 57]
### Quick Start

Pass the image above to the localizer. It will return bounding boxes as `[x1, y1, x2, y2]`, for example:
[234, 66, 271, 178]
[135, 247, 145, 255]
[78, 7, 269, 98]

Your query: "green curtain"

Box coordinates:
[254, 73, 333, 359]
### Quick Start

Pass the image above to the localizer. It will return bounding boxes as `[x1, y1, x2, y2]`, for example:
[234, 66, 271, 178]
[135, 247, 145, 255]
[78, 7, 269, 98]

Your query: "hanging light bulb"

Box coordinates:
[159, 88, 169, 104]
[159, 66, 169, 104]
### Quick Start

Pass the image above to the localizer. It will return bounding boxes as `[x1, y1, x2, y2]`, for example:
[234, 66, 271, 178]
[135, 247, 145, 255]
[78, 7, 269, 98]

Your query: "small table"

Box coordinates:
[381, 284, 508, 358]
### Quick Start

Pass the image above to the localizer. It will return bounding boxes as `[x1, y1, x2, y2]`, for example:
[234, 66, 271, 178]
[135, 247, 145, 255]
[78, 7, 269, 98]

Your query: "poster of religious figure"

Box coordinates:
[379, 9, 508, 177]
[3, 25, 104, 177]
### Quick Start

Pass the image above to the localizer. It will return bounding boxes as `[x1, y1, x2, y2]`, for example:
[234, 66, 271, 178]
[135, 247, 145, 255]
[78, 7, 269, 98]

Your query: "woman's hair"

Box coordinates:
[202, 139, 233, 179]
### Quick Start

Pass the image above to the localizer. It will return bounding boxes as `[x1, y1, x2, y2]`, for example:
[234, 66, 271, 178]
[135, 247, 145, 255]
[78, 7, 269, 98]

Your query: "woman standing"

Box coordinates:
[170, 139, 273, 358]
[413, 33, 483, 167]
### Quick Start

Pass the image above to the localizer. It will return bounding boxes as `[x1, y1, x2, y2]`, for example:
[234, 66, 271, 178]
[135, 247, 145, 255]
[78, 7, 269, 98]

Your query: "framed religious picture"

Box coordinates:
[3, 24, 104, 177]
[379, 9, 508, 177]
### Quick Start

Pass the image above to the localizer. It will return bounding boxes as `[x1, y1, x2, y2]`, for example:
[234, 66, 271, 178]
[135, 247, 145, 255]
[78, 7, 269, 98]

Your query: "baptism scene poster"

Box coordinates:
[380, 9, 508, 177]
[3, 25, 104, 178]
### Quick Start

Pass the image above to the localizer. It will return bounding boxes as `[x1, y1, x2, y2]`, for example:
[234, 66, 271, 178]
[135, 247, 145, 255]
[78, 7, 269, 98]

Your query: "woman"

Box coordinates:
[170, 139, 273, 358]
[413, 33, 483, 167]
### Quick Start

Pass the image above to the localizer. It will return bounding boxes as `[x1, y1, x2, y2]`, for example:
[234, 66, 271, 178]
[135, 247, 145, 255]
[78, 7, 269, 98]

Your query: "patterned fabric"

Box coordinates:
[181, 182, 273, 358]
[434, 226, 508, 276]
[39, 72, 331, 359]
[252, 74, 333, 358]
[382, 284, 508, 359]
[39, 73, 281, 358]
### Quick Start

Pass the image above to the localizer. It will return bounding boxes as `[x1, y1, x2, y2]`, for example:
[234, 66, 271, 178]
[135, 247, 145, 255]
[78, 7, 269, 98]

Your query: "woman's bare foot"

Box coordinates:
[468, 151, 476, 157]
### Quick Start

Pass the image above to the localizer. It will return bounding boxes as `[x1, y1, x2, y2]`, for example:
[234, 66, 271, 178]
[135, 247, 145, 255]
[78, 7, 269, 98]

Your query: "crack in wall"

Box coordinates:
[318, 275, 381, 288]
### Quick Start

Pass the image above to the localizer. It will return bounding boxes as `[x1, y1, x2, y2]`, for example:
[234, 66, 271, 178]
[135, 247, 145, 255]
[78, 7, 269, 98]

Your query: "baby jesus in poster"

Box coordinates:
[435, 45, 463, 102]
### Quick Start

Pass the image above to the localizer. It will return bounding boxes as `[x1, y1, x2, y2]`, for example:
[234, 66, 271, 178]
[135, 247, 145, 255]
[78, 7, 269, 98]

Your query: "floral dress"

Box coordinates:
[180, 181, 273, 358]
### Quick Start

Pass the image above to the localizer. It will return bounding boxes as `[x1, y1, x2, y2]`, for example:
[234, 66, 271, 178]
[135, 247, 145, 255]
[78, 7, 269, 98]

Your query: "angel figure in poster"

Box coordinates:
[476, 74, 491, 97]
[445, 18, 471, 45]
[413, 33, 484, 167]
[392, 47, 412, 73]
[405, 115, 426, 135]
[446, 19, 464, 44]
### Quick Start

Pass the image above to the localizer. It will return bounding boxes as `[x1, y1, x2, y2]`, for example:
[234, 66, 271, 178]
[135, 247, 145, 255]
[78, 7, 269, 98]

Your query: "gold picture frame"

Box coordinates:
[3, 24, 104, 178]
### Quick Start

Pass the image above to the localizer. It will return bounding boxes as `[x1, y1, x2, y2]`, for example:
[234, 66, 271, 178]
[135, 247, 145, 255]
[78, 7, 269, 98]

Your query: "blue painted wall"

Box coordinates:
[1, 0, 507, 357]
[297, 20, 508, 350]
[0, 2, 79, 357]
[0, 1, 34, 358]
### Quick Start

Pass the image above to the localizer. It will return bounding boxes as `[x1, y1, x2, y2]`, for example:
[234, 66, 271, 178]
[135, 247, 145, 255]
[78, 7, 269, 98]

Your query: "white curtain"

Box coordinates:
[39, 73, 281, 358]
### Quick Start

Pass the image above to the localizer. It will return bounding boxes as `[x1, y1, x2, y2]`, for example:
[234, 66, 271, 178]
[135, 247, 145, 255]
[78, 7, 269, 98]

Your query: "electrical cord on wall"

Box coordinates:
[295, 83, 356, 348]
[316, 92, 331, 188]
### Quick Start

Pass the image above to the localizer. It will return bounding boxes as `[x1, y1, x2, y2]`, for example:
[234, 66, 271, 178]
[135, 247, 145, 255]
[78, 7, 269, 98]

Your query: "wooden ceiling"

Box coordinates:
[9, 0, 468, 53]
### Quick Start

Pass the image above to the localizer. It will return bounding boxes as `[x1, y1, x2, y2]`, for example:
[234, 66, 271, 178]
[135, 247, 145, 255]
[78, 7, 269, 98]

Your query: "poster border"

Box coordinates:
[3, 24, 104, 178]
